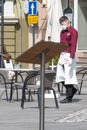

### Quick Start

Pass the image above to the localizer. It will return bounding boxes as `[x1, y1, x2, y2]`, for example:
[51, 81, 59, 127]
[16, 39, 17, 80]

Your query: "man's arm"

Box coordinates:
[70, 29, 78, 58]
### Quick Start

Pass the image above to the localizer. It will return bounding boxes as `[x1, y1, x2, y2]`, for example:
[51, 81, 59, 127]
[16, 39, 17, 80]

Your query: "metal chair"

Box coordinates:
[9, 72, 24, 101]
[0, 73, 8, 100]
[76, 68, 87, 94]
[37, 72, 59, 109]
[21, 71, 59, 109]
[0, 70, 14, 101]
[21, 71, 40, 108]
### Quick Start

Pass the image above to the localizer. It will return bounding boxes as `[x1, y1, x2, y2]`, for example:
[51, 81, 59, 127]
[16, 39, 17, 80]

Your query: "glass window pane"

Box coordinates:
[78, 1, 87, 50]
[0, 6, 1, 15]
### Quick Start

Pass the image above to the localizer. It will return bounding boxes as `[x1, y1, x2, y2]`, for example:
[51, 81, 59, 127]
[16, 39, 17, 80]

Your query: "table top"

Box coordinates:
[0, 68, 38, 71]
[16, 40, 67, 64]
[0, 68, 56, 74]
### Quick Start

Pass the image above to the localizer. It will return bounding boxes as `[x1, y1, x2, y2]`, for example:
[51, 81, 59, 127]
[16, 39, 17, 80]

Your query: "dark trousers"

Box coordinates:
[61, 82, 77, 99]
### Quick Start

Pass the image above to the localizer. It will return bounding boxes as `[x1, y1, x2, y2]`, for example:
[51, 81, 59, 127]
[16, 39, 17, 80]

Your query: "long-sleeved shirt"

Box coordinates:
[60, 25, 78, 58]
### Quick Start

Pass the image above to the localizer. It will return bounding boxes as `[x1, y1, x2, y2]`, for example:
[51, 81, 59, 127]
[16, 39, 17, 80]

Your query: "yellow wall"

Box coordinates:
[14, 0, 28, 68]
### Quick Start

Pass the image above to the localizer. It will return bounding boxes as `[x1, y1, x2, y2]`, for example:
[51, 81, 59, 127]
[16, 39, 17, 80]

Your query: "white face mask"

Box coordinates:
[61, 25, 67, 30]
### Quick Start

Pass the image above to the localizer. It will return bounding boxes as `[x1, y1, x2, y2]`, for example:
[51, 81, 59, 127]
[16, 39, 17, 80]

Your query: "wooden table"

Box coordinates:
[16, 40, 67, 130]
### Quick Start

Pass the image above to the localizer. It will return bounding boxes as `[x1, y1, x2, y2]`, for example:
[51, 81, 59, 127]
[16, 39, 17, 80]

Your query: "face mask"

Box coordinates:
[61, 25, 67, 30]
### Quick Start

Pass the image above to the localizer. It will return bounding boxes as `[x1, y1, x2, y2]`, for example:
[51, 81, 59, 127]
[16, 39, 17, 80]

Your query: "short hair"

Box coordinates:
[59, 16, 69, 24]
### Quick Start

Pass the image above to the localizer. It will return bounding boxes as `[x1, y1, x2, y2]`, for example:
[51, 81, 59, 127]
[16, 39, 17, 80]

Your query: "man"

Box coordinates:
[56, 16, 78, 103]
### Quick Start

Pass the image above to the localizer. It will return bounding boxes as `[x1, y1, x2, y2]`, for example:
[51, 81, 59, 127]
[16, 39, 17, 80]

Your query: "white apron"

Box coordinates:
[56, 52, 78, 85]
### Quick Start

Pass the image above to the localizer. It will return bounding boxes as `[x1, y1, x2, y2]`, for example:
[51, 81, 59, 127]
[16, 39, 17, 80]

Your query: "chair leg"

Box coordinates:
[51, 88, 59, 109]
[37, 88, 40, 108]
[10, 83, 13, 102]
[53, 83, 61, 94]
[4, 84, 8, 101]
[0, 89, 8, 101]
[37, 87, 59, 109]
[79, 80, 83, 95]
[27, 89, 33, 102]
[16, 88, 19, 101]
[5, 88, 8, 101]
[21, 84, 26, 109]
[57, 83, 60, 93]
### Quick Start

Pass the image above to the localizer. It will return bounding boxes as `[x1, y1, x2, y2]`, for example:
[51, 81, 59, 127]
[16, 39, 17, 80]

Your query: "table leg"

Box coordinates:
[39, 52, 45, 130]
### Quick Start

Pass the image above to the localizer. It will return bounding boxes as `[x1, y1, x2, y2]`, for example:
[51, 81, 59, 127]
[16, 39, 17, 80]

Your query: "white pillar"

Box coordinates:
[74, 0, 78, 30]
[42, 0, 47, 5]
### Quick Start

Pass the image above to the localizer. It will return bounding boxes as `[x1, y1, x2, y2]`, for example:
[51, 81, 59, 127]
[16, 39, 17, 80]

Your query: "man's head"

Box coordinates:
[59, 16, 70, 30]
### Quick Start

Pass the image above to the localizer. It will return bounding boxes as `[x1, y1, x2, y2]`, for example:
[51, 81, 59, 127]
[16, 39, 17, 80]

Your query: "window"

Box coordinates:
[0, 1, 1, 15]
[4, 1, 15, 17]
[0, 5, 1, 15]
[78, 1, 87, 50]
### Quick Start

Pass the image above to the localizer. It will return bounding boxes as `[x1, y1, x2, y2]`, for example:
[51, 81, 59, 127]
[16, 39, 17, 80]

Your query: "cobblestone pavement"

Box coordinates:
[0, 81, 87, 130]
[55, 108, 87, 122]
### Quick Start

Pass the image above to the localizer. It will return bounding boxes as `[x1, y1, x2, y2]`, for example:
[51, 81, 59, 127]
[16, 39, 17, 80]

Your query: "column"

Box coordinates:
[74, 0, 78, 30]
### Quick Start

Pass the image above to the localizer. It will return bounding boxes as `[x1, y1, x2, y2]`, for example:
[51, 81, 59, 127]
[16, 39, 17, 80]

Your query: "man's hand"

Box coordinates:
[64, 57, 72, 66]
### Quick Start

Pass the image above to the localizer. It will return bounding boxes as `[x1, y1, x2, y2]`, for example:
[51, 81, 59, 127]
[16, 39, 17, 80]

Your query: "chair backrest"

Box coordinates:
[4, 59, 13, 69]
[3, 59, 15, 80]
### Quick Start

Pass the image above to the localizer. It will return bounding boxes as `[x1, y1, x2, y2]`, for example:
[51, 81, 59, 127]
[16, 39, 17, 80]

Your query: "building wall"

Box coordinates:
[0, 0, 29, 68]
[14, 0, 28, 68]
[62, 0, 87, 51]
[78, 0, 87, 50]
[2, 0, 86, 69]
[28, 2, 47, 68]
[0, 1, 18, 65]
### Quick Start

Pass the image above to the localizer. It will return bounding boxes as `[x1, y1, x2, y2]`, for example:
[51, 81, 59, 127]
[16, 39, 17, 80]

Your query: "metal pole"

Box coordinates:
[32, 0, 35, 46]
[18, 0, 22, 54]
[74, 0, 78, 30]
[32, 0, 36, 68]
[39, 52, 45, 130]
[0, 0, 4, 68]
[68, 0, 69, 8]
[32, 24, 35, 68]
[32, 25, 35, 46]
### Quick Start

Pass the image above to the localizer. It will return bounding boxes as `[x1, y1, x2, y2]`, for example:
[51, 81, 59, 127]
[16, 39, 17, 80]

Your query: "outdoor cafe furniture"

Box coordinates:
[20, 69, 58, 109]
[0, 72, 8, 100]
[0, 68, 15, 101]
[0, 68, 38, 101]
[10, 69, 39, 102]
[14, 40, 67, 130]
[15, 40, 67, 110]
[16, 40, 67, 130]
[76, 51, 87, 94]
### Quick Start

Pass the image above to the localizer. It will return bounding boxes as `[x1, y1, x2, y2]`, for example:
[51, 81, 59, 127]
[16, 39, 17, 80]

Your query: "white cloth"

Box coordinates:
[45, 0, 63, 42]
[56, 52, 78, 85]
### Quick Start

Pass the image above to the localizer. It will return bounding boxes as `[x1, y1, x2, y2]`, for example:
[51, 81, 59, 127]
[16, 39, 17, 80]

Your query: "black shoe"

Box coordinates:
[60, 98, 72, 103]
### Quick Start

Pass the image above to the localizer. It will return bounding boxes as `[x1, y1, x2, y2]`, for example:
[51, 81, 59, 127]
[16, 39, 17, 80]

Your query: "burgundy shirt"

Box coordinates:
[60, 25, 78, 58]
